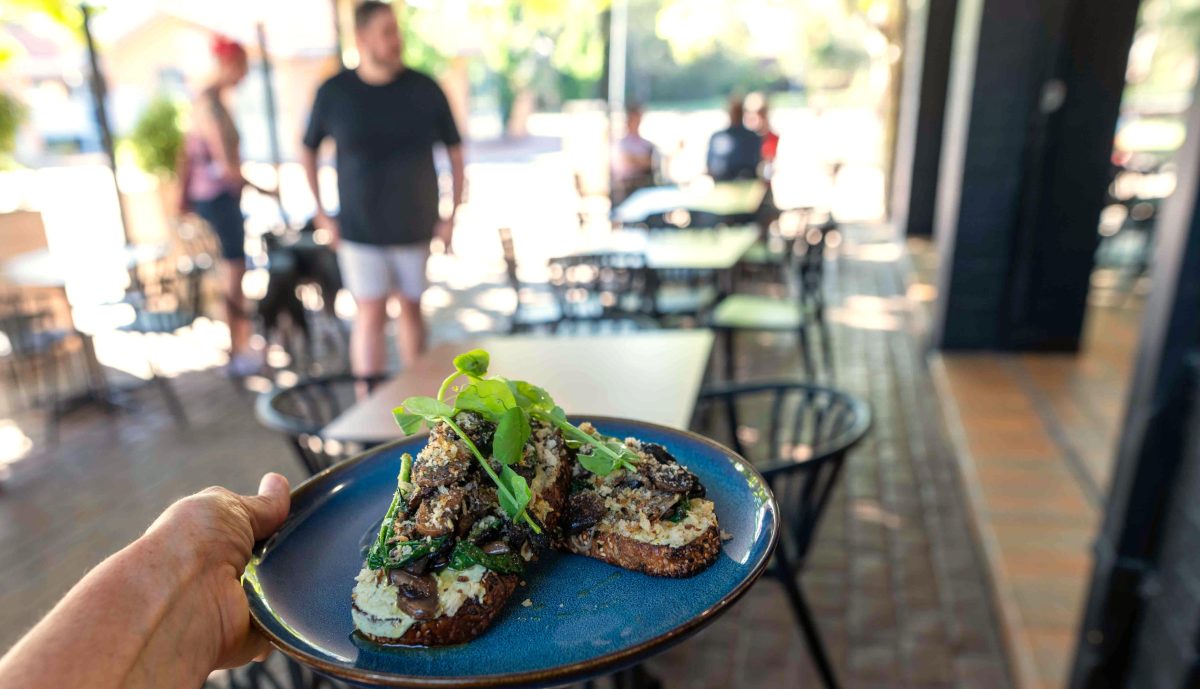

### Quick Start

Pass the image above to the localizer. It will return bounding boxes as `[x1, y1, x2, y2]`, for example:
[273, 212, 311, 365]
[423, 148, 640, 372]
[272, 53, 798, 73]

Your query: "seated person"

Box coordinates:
[706, 97, 762, 181]
[612, 104, 657, 204]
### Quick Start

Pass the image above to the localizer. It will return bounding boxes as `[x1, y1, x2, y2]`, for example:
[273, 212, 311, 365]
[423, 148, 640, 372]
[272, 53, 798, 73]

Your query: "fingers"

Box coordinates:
[238, 473, 291, 542]
[218, 628, 274, 669]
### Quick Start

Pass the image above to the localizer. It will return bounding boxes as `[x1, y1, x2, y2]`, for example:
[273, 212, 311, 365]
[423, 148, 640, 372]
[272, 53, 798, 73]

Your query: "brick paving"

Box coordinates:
[0, 227, 1012, 688]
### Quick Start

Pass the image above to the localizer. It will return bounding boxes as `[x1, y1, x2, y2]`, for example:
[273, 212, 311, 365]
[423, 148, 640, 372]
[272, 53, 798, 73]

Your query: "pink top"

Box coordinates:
[184, 133, 237, 202]
[184, 89, 241, 202]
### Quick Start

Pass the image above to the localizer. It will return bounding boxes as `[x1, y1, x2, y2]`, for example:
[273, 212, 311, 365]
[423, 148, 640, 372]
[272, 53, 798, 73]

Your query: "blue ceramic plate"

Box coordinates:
[244, 416, 778, 688]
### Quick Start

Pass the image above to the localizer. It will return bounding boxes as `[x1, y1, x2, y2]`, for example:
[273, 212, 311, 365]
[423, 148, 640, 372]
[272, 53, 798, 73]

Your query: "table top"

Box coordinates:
[321, 330, 715, 443]
[565, 226, 759, 271]
[1, 244, 168, 288]
[612, 180, 769, 225]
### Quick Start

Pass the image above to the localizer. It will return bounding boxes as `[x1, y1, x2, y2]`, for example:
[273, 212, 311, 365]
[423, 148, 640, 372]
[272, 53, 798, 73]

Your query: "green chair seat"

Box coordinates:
[655, 284, 719, 316]
[711, 294, 804, 330]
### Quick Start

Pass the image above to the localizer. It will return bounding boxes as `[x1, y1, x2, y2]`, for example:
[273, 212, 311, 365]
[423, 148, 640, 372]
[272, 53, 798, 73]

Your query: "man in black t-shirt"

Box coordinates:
[301, 0, 464, 377]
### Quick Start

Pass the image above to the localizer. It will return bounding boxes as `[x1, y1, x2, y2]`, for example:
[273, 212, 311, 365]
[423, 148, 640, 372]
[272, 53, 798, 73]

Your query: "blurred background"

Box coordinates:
[1, 0, 1200, 688]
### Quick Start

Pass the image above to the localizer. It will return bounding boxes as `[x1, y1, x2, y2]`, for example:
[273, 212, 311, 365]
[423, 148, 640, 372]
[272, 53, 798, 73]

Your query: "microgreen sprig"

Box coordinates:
[449, 351, 639, 476]
[394, 350, 540, 533]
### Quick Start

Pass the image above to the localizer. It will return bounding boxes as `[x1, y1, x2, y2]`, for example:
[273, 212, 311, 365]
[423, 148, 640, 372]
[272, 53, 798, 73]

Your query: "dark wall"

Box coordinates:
[1125, 370, 1200, 686]
[931, 0, 1138, 351]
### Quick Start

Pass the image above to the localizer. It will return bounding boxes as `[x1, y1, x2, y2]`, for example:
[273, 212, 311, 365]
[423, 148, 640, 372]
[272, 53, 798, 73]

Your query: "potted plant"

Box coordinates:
[0, 89, 27, 170]
[127, 95, 186, 226]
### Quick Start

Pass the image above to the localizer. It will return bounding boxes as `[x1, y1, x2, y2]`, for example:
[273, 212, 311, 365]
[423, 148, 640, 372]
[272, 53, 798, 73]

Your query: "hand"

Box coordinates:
[0, 474, 291, 689]
[142, 473, 291, 671]
[435, 217, 454, 254]
[316, 211, 341, 249]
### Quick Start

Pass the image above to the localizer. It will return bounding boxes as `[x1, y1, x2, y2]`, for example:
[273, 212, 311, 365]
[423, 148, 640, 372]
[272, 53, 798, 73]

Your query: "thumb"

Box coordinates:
[240, 472, 290, 542]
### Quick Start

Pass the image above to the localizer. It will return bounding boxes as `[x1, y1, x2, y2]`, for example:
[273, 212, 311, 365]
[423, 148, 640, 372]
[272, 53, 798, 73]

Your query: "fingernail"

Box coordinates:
[259, 472, 286, 496]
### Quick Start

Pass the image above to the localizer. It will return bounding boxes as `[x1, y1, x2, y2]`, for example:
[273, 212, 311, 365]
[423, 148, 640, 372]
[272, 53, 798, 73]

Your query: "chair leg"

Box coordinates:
[775, 546, 840, 689]
[146, 336, 187, 427]
[722, 329, 736, 381]
[43, 350, 61, 446]
[797, 323, 815, 381]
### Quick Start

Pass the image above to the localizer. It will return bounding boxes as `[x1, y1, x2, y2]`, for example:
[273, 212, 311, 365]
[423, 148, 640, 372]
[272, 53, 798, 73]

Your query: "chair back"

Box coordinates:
[694, 381, 870, 566]
[787, 215, 836, 313]
[255, 373, 384, 475]
[547, 252, 653, 325]
[124, 256, 209, 334]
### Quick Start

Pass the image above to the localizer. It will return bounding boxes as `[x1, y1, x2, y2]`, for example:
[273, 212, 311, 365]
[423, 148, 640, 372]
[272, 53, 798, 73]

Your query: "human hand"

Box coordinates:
[435, 217, 454, 254]
[142, 473, 291, 671]
[316, 211, 341, 249]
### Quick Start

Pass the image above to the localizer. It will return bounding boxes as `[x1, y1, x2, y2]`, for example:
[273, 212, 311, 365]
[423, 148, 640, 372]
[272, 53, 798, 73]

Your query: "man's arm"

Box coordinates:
[437, 144, 465, 249]
[0, 474, 290, 689]
[301, 146, 338, 246]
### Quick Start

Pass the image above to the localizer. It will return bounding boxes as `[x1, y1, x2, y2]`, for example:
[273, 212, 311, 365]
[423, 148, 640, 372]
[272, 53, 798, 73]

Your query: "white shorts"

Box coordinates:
[337, 240, 429, 302]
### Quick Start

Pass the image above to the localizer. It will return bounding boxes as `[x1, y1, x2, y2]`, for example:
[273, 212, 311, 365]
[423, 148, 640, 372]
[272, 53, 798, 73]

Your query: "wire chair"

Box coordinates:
[693, 380, 871, 689]
[710, 216, 835, 380]
[255, 373, 385, 475]
[547, 252, 658, 332]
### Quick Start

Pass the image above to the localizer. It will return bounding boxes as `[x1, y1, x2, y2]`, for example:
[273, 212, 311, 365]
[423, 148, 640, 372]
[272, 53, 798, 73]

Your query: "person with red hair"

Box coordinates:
[179, 35, 268, 377]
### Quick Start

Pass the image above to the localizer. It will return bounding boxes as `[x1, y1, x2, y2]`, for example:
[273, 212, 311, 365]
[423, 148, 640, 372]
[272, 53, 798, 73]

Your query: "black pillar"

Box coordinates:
[1068, 65, 1200, 689]
[890, 0, 956, 238]
[81, 3, 131, 245]
[931, 0, 1140, 350]
[255, 22, 288, 226]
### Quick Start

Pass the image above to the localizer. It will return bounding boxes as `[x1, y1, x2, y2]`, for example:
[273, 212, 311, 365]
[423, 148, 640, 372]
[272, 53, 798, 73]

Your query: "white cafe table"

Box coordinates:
[320, 330, 715, 445]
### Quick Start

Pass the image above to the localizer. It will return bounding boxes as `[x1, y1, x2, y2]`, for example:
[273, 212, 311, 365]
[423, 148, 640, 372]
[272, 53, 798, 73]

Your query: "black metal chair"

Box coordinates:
[255, 373, 384, 475]
[0, 289, 93, 440]
[206, 651, 345, 689]
[692, 380, 871, 689]
[737, 207, 816, 288]
[499, 227, 560, 333]
[118, 255, 210, 425]
[547, 252, 658, 333]
[709, 216, 835, 380]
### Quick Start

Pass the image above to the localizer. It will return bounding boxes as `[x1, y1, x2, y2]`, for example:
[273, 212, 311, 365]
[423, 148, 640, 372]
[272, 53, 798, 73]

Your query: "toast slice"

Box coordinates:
[558, 424, 721, 578]
[351, 412, 570, 645]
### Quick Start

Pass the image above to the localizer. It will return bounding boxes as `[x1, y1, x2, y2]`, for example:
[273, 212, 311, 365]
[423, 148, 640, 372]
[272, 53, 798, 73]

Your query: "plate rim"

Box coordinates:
[245, 414, 780, 688]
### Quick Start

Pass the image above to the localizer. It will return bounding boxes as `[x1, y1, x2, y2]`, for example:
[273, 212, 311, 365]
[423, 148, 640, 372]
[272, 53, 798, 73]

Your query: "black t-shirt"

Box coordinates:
[303, 69, 462, 246]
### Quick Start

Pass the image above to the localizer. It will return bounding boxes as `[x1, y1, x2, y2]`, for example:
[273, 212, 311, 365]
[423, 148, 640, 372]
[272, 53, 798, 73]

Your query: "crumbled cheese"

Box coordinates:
[351, 564, 487, 639]
[601, 499, 717, 547]
[521, 598, 533, 607]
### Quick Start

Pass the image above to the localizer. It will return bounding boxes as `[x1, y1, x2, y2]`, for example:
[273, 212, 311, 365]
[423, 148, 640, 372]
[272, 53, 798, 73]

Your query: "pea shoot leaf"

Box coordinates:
[455, 379, 518, 422]
[400, 396, 455, 419]
[453, 349, 490, 378]
[392, 411, 426, 435]
[496, 465, 532, 520]
[577, 448, 620, 476]
[493, 406, 530, 466]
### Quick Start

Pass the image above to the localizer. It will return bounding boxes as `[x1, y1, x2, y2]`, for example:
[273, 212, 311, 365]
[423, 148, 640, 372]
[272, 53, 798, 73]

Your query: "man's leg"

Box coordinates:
[391, 243, 431, 369]
[395, 295, 425, 368]
[337, 241, 391, 378]
[351, 297, 388, 377]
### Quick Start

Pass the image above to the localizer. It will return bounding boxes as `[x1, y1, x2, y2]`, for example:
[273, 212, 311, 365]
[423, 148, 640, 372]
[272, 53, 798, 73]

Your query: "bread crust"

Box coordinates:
[566, 525, 722, 578]
[354, 571, 520, 646]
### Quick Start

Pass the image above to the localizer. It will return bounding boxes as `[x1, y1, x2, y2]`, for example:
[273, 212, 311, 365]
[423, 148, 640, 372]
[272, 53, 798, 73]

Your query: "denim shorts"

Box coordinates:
[192, 191, 246, 261]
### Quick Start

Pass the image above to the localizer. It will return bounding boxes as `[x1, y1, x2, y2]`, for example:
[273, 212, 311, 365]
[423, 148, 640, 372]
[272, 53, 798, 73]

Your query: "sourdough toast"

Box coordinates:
[559, 424, 721, 578]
